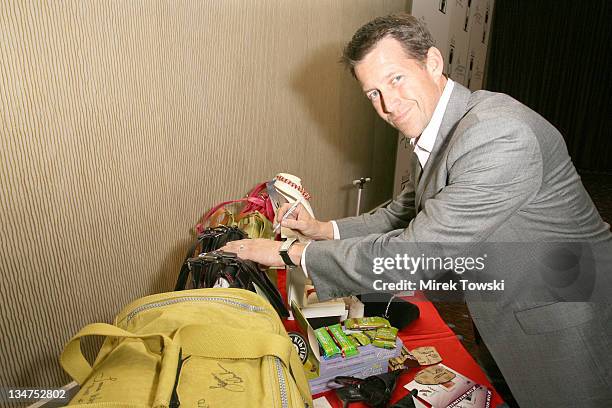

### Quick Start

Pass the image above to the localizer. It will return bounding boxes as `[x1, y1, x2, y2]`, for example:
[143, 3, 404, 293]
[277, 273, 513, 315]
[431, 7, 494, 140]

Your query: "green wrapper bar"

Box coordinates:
[350, 332, 371, 346]
[372, 339, 396, 349]
[364, 330, 377, 340]
[328, 324, 359, 358]
[315, 327, 341, 360]
[347, 334, 360, 349]
[372, 326, 398, 349]
[344, 316, 391, 330]
[376, 327, 398, 342]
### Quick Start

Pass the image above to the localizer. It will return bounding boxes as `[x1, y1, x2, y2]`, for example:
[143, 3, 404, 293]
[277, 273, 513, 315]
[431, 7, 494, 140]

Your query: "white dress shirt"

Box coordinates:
[412, 78, 455, 168]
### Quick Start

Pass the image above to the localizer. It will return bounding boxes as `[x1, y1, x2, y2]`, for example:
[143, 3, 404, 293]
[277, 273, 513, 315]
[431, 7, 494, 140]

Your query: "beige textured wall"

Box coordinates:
[0, 0, 407, 393]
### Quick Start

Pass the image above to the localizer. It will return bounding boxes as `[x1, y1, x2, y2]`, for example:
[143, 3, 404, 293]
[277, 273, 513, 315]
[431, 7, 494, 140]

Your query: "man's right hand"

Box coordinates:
[276, 202, 334, 241]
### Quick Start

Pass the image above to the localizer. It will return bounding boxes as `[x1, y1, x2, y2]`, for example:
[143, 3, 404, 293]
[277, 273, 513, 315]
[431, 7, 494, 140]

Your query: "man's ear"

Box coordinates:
[425, 47, 444, 78]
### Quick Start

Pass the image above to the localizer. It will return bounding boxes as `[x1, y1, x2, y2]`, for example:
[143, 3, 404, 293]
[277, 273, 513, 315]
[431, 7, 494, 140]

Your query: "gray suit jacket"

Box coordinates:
[306, 83, 612, 407]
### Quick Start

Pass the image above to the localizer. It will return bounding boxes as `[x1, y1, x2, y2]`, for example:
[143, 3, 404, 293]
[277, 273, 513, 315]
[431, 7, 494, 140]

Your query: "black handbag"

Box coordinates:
[175, 225, 246, 291]
[178, 251, 289, 318]
[175, 226, 288, 318]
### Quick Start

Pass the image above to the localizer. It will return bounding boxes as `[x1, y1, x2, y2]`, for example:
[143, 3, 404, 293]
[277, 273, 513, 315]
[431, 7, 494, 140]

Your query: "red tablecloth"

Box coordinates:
[315, 300, 502, 407]
[277, 272, 503, 407]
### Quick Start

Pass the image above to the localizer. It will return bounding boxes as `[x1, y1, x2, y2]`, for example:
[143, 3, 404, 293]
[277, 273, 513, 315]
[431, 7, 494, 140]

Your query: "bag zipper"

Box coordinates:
[274, 357, 288, 408]
[125, 296, 269, 323]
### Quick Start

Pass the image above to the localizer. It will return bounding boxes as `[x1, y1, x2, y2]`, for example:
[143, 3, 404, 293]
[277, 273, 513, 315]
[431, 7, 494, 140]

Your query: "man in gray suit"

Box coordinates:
[223, 14, 611, 407]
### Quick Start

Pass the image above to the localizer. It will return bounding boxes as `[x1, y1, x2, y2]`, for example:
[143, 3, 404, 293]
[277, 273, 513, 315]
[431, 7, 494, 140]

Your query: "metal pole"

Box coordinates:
[352, 177, 371, 216]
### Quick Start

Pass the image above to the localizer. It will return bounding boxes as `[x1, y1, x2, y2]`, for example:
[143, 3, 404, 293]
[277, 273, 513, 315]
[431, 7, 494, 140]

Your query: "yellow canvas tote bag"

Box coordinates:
[60, 288, 312, 407]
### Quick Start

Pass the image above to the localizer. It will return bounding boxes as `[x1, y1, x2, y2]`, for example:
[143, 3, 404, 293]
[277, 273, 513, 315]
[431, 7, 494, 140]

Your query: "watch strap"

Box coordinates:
[279, 237, 298, 266]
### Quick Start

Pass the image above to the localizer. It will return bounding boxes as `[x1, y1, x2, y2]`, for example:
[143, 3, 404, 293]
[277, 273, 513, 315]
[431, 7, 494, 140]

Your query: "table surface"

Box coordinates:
[307, 294, 504, 407]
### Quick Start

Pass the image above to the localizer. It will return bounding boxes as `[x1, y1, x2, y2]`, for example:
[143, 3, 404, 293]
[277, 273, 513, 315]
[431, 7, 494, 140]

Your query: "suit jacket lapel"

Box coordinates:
[415, 83, 472, 211]
[412, 151, 422, 191]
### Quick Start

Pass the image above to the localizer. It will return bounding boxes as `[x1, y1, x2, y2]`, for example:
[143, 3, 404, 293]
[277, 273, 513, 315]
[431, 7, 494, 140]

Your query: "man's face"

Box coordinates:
[354, 37, 444, 139]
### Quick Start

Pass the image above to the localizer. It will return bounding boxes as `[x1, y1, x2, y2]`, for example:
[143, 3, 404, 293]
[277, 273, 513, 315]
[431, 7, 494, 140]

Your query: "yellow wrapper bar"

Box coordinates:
[314, 327, 340, 360]
[327, 324, 359, 358]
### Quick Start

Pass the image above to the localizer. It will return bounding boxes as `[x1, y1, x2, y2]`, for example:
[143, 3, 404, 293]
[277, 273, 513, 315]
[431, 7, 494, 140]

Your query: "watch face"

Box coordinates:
[288, 332, 309, 364]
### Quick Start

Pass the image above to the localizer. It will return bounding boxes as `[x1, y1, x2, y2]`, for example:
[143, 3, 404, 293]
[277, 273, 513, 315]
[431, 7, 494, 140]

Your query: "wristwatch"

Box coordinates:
[279, 237, 298, 267]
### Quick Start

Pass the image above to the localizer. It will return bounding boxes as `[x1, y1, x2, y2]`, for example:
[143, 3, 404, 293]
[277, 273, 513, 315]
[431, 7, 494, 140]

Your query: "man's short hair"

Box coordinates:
[342, 13, 435, 76]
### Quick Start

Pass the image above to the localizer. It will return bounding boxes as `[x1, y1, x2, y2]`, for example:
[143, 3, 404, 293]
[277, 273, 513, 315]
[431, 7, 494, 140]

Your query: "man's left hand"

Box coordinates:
[220, 239, 285, 267]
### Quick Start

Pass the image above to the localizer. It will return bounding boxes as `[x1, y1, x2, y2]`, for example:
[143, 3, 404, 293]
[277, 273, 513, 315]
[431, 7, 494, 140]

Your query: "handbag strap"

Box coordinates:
[60, 322, 171, 385]
[198, 198, 246, 232]
[241, 182, 275, 221]
[174, 237, 204, 291]
[197, 182, 275, 233]
[243, 261, 289, 318]
[246, 182, 267, 200]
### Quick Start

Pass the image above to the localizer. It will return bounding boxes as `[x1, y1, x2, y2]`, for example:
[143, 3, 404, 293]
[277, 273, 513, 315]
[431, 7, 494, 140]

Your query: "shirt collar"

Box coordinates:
[410, 78, 455, 152]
